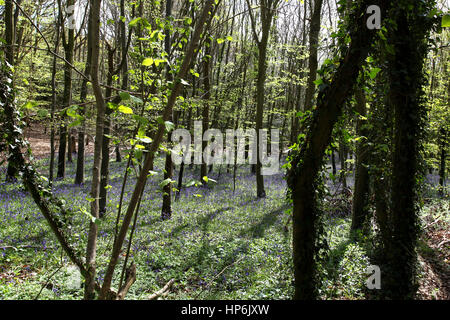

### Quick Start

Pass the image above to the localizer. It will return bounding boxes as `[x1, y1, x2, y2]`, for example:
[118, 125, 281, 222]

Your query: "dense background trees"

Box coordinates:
[0, 0, 449, 300]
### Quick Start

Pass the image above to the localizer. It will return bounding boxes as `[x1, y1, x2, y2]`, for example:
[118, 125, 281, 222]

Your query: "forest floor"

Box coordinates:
[0, 133, 448, 300]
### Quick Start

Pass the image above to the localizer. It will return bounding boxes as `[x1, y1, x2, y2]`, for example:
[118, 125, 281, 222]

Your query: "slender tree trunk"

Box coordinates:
[350, 88, 370, 234]
[84, 0, 105, 300]
[161, 0, 174, 220]
[57, 0, 76, 179]
[99, 0, 218, 299]
[5, 0, 19, 182]
[49, 13, 62, 186]
[99, 47, 115, 216]
[246, 0, 280, 198]
[303, 0, 323, 112]
[75, 36, 92, 185]
[200, 37, 212, 180]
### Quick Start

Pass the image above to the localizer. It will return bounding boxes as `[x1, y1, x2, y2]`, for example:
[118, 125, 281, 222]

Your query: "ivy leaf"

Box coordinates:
[368, 67, 381, 79]
[313, 78, 323, 86]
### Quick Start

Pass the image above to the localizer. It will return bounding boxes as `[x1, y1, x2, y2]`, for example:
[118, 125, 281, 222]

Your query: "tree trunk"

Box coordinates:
[75, 32, 93, 185]
[350, 88, 370, 234]
[5, 0, 19, 182]
[84, 0, 105, 300]
[161, 0, 174, 220]
[303, 0, 323, 112]
[49, 13, 61, 186]
[57, 0, 76, 179]
[200, 37, 212, 181]
[288, 0, 384, 299]
[384, 4, 432, 299]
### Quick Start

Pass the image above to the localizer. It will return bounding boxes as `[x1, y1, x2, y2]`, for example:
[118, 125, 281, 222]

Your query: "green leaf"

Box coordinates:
[22, 101, 37, 110]
[119, 92, 131, 101]
[142, 58, 154, 66]
[154, 59, 166, 67]
[118, 105, 133, 114]
[368, 67, 381, 80]
[313, 78, 323, 86]
[164, 121, 175, 132]
[159, 178, 174, 188]
[129, 17, 142, 27]
[442, 15, 450, 27]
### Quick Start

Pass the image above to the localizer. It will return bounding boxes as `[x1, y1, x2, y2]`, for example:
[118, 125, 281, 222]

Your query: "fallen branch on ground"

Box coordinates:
[148, 278, 175, 300]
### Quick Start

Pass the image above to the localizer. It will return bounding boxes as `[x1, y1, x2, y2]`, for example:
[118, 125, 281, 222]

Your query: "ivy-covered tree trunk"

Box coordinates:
[383, 1, 435, 299]
[350, 88, 370, 234]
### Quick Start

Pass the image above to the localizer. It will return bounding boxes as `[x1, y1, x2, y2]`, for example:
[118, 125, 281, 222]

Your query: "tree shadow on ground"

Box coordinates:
[239, 204, 289, 239]
[418, 241, 450, 299]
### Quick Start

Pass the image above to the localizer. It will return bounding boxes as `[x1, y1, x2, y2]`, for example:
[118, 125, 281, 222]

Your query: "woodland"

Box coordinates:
[0, 0, 449, 300]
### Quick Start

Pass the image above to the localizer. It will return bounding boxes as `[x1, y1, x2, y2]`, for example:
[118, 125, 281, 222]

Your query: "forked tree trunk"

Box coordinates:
[288, 0, 385, 299]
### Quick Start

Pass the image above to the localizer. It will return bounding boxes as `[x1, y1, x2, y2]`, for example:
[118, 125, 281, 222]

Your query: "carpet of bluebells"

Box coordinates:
[0, 155, 384, 300]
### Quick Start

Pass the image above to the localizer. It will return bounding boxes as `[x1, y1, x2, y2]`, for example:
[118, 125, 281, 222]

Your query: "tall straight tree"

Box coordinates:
[75, 20, 92, 185]
[350, 87, 370, 234]
[246, 0, 281, 198]
[161, 0, 174, 220]
[4, 0, 19, 182]
[57, 0, 76, 179]
[49, 10, 62, 186]
[303, 0, 323, 112]
[200, 36, 212, 181]
[84, 0, 106, 300]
